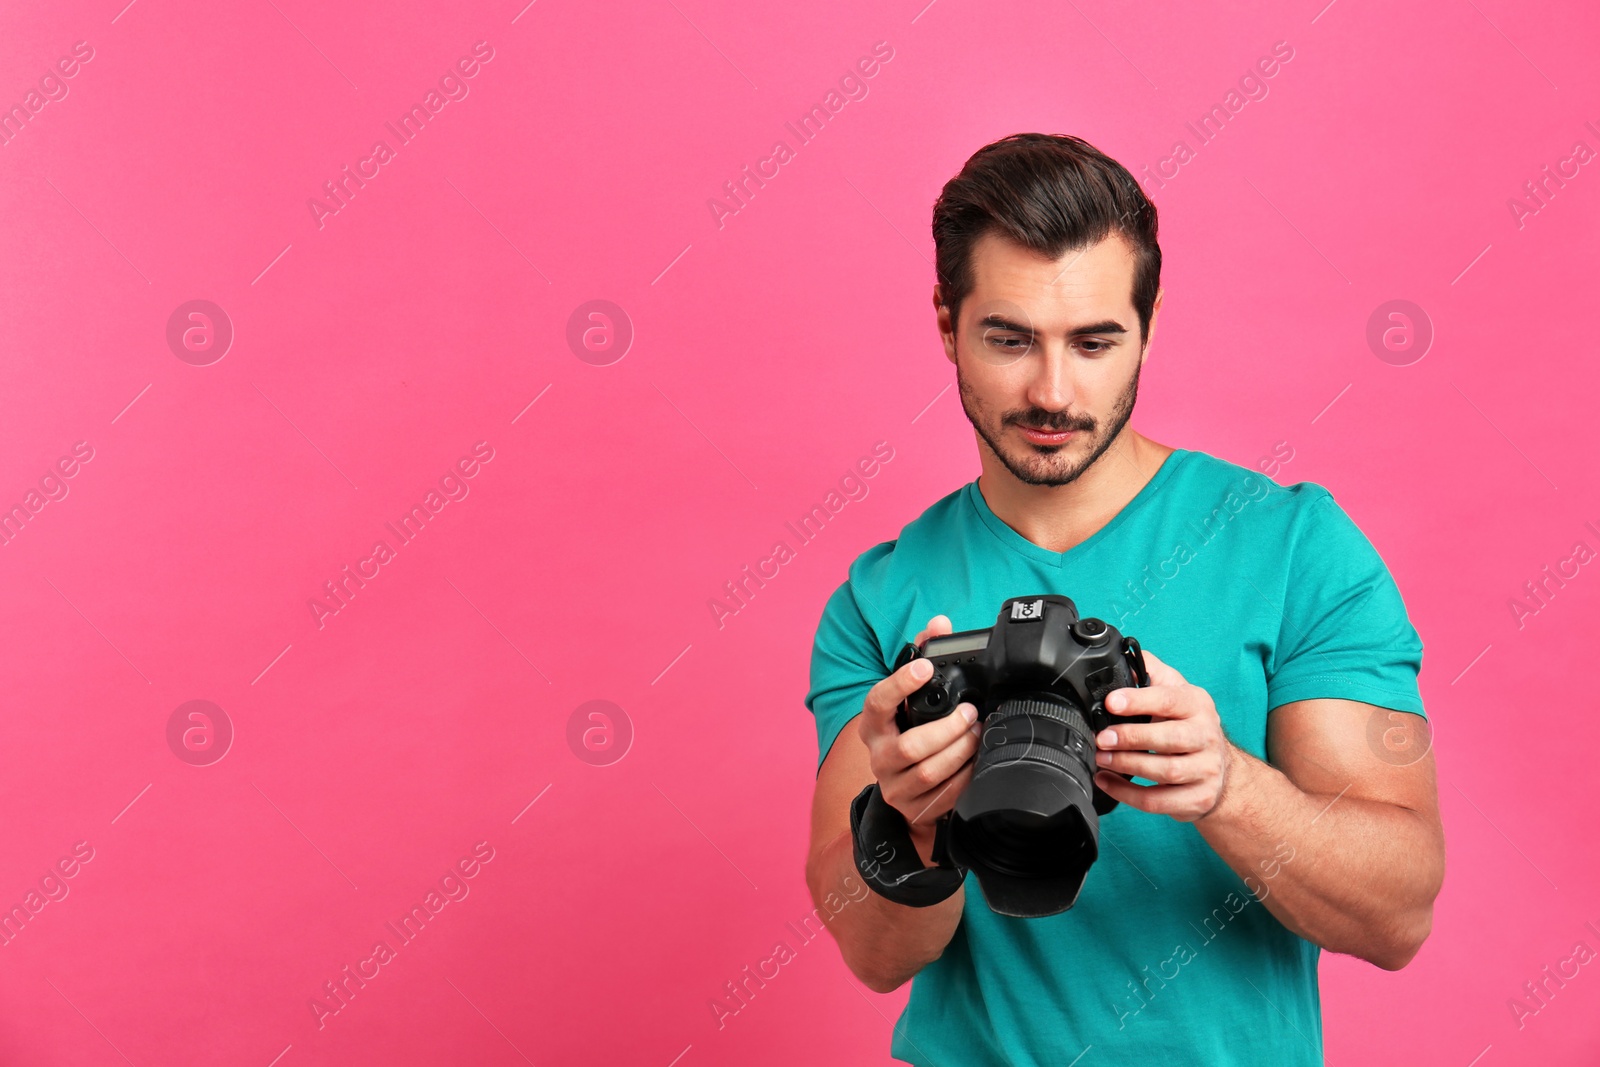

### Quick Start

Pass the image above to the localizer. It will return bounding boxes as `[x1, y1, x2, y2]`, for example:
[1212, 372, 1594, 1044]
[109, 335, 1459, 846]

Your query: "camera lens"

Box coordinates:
[962, 808, 1093, 879]
[946, 693, 1102, 916]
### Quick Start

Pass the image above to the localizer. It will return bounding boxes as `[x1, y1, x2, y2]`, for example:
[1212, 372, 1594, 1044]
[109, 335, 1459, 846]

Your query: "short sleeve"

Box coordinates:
[804, 576, 891, 773]
[1266, 491, 1426, 717]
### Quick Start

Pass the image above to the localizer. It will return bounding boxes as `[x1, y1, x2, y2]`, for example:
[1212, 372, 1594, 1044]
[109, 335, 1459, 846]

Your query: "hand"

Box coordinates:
[857, 614, 982, 865]
[1091, 648, 1235, 822]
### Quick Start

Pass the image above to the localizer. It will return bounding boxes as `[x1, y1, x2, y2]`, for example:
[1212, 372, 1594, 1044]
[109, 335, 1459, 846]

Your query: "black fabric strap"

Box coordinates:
[850, 782, 966, 907]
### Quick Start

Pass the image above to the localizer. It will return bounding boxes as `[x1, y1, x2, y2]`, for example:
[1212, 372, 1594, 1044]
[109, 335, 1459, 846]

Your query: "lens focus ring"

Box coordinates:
[984, 697, 1096, 757]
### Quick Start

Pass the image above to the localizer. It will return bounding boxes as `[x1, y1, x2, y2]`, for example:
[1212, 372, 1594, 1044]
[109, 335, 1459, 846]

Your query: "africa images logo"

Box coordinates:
[309, 842, 496, 1029]
[707, 441, 894, 630]
[306, 41, 496, 230]
[308, 442, 495, 630]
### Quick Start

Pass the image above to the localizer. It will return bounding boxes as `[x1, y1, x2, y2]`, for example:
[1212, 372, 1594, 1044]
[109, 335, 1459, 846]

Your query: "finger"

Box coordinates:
[893, 702, 980, 765]
[863, 615, 957, 736]
[861, 656, 939, 734]
[1094, 749, 1211, 785]
[1096, 719, 1204, 754]
[1094, 772, 1214, 818]
[1134, 648, 1185, 687]
[911, 614, 953, 648]
[886, 721, 980, 800]
[902, 759, 976, 828]
[1093, 770, 1142, 806]
[1105, 683, 1187, 720]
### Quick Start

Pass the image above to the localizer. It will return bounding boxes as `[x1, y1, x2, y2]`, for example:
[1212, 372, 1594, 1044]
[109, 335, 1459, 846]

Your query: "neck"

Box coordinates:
[976, 428, 1174, 554]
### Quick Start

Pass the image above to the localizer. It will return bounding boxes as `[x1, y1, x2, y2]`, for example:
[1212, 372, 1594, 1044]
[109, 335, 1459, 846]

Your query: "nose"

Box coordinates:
[1025, 339, 1076, 414]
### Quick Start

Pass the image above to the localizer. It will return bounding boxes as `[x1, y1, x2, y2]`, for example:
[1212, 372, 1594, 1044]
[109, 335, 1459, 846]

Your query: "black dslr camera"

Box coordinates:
[894, 595, 1151, 918]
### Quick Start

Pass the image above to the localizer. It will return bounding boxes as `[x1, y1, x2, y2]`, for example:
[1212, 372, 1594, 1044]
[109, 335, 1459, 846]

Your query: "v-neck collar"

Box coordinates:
[965, 449, 1190, 567]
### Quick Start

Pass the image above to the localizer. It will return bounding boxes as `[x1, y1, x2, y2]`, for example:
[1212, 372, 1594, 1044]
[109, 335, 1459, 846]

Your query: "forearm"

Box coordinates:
[806, 825, 964, 993]
[1195, 745, 1445, 970]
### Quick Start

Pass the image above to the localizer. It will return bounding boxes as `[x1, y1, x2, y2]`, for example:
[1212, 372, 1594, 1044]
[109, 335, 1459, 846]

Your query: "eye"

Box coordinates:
[987, 334, 1032, 352]
[1078, 339, 1113, 354]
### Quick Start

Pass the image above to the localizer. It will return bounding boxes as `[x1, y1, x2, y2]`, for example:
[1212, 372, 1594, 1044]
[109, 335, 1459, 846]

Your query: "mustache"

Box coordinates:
[1006, 411, 1095, 432]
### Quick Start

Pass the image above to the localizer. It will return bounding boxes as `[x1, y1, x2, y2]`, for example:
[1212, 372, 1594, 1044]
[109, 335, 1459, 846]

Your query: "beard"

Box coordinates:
[957, 356, 1141, 487]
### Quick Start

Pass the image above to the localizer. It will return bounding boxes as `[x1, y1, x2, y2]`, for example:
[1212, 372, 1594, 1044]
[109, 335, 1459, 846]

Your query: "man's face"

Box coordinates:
[938, 230, 1158, 487]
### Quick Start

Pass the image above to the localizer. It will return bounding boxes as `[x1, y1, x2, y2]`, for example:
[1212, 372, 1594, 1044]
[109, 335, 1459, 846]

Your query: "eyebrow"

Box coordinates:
[976, 315, 1128, 337]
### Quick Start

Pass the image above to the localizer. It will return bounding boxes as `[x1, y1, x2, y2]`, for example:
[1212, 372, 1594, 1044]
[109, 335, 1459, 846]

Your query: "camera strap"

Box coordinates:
[849, 782, 967, 907]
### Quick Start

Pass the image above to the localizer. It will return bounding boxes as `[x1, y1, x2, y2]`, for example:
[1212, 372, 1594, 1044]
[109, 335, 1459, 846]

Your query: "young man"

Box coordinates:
[803, 133, 1444, 1066]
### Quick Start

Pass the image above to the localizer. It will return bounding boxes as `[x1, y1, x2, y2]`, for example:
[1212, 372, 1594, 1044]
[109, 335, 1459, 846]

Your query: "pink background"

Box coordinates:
[2, 0, 1598, 1063]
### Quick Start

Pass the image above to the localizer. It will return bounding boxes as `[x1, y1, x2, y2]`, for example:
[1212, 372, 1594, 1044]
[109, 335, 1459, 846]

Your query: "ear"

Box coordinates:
[933, 286, 957, 364]
[1140, 286, 1164, 365]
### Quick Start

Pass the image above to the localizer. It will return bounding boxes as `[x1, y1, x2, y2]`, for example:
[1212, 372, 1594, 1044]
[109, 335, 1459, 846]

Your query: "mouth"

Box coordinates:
[1017, 424, 1078, 445]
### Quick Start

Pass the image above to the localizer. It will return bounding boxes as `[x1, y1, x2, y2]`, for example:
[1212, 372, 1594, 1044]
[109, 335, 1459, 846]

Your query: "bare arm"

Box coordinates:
[1192, 700, 1444, 970]
[804, 615, 981, 993]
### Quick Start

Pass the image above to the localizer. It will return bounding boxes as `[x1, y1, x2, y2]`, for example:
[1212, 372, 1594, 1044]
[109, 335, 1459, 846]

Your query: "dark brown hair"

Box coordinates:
[931, 133, 1161, 344]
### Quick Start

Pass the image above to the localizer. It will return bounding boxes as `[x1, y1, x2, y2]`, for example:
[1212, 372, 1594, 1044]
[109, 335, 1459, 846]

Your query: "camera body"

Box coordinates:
[893, 594, 1152, 917]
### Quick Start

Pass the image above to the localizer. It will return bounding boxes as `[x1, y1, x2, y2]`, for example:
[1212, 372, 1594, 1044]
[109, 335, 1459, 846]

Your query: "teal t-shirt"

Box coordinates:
[803, 447, 1426, 1067]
